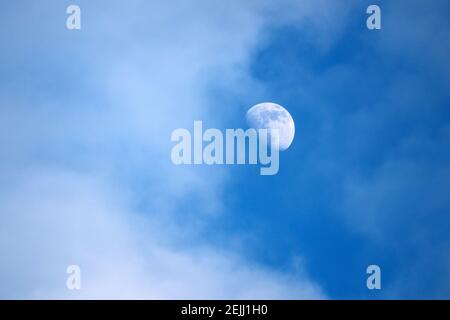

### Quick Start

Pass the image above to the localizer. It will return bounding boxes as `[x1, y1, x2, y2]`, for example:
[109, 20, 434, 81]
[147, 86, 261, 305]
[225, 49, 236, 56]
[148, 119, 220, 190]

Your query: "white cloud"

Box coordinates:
[0, 170, 324, 299]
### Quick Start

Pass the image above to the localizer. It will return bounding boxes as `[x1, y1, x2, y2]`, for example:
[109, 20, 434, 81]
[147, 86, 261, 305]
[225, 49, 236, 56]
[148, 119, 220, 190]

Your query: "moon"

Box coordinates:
[246, 102, 295, 151]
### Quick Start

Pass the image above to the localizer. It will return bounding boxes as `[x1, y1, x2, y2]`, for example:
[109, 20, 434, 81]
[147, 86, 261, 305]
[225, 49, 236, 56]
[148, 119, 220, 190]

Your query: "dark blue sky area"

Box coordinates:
[208, 0, 450, 299]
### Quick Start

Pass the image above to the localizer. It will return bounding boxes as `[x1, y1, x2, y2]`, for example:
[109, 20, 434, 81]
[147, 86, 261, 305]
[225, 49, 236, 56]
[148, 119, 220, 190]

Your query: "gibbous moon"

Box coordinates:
[246, 102, 295, 151]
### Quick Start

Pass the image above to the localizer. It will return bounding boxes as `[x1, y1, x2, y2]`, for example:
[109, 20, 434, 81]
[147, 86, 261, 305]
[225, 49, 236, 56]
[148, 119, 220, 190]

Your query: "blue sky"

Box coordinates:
[0, 0, 449, 299]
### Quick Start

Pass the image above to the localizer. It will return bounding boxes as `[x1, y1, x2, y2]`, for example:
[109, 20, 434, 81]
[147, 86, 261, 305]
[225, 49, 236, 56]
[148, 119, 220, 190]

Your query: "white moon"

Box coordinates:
[246, 102, 295, 151]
